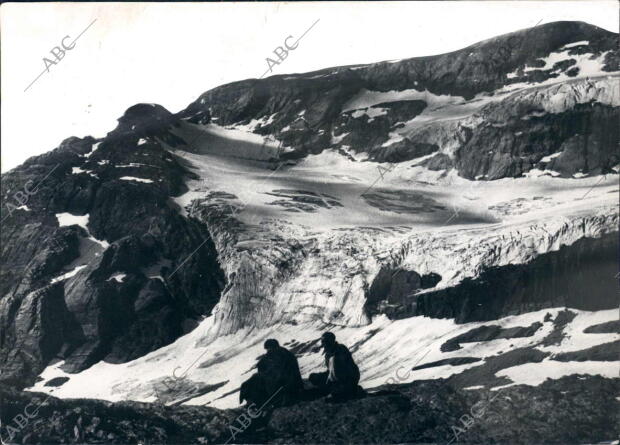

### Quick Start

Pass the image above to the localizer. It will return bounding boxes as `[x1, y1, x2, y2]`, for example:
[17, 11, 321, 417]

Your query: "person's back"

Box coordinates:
[240, 357, 272, 406]
[274, 345, 304, 392]
[330, 342, 360, 386]
[263, 339, 303, 403]
[309, 331, 362, 401]
[257, 350, 283, 396]
[239, 339, 292, 407]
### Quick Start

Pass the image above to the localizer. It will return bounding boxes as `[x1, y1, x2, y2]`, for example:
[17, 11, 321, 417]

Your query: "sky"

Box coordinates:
[1, 1, 618, 172]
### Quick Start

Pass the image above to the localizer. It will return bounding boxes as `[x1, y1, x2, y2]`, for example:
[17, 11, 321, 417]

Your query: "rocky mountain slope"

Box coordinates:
[180, 21, 619, 178]
[1, 20, 618, 444]
[1, 110, 225, 386]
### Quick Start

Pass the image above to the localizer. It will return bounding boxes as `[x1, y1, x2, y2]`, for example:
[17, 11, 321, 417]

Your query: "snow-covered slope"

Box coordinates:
[29, 306, 619, 409]
[27, 119, 619, 408]
[168, 144, 618, 333]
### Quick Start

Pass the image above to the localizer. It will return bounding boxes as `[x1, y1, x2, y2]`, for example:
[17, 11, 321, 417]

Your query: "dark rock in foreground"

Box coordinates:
[2, 375, 618, 444]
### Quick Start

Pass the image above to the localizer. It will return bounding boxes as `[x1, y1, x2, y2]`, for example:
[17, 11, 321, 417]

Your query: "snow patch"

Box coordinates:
[560, 40, 589, 50]
[56, 213, 109, 249]
[537, 309, 619, 355]
[56, 213, 89, 230]
[28, 307, 618, 409]
[522, 169, 561, 178]
[503, 52, 617, 93]
[88, 236, 110, 249]
[83, 142, 101, 158]
[108, 273, 127, 283]
[72, 167, 98, 178]
[540, 152, 562, 163]
[331, 132, 349, 145]
[463, 385, 485, 391]
[120, 176, 154, 184]
[381, 133, 405, 147]
[351, 107, 388, 122]
[234, 114, 277, 133]
[339, 145, 369, 161]
[495, 360, 619, 387]
[50, 265, 87, 284]
[116, 163, 151, 169]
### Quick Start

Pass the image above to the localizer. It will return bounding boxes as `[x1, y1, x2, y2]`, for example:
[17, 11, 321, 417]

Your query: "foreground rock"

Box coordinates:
[2, 374, 618, 444]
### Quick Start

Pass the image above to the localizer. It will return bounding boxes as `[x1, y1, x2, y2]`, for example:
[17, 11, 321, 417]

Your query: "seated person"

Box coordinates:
[239, 338, 303, 407]
[308, 332, 361, 401]
[263, 339, 304, 403]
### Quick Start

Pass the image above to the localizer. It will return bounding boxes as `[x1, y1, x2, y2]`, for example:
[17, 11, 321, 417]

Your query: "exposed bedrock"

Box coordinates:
[366, 232, 619, 323]
[440, 321, 544, 352]
[365, 267, 441, 318]
[450, 103, 620, 180]
[1, 124, 225, 388]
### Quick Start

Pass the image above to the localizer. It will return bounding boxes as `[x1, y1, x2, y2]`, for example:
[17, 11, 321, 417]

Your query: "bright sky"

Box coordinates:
[1, 1, 618, 172]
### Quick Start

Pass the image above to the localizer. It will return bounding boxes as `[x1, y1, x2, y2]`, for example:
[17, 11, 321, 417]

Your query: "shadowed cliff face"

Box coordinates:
[441, 101, 620, 180]
[365, 233, 619, 322]
[365, 268, 441, 318]
[0, 106, 225, 388]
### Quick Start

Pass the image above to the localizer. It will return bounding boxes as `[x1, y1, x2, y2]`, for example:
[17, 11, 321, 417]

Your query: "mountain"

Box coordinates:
[1, 21, 618, 444]
[180, 20, 619, 178]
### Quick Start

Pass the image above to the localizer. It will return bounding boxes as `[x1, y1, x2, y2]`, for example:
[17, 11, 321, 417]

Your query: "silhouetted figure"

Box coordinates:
[239, 357, 271, 407]
[239, 339, 303, 407]
[263, 339, 304, 403]
[309, 332, 361, 401]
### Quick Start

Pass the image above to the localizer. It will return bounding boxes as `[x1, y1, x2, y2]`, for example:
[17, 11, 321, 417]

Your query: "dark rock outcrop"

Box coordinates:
[449, 102, 620, 180]
[378, 233, 618, 323]
[553, 340, 620, 362]
[411, 357, 482, 371]
[365, 267, 441, 318]
[583, 320, 620, 334]
[1, 110, 225, 388]
[440, 322, 543, 352]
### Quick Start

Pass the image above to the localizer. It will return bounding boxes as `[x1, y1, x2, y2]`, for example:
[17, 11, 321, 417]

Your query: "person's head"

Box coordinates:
[320, 331, 336, 351]
[264, 339, 280, 351]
